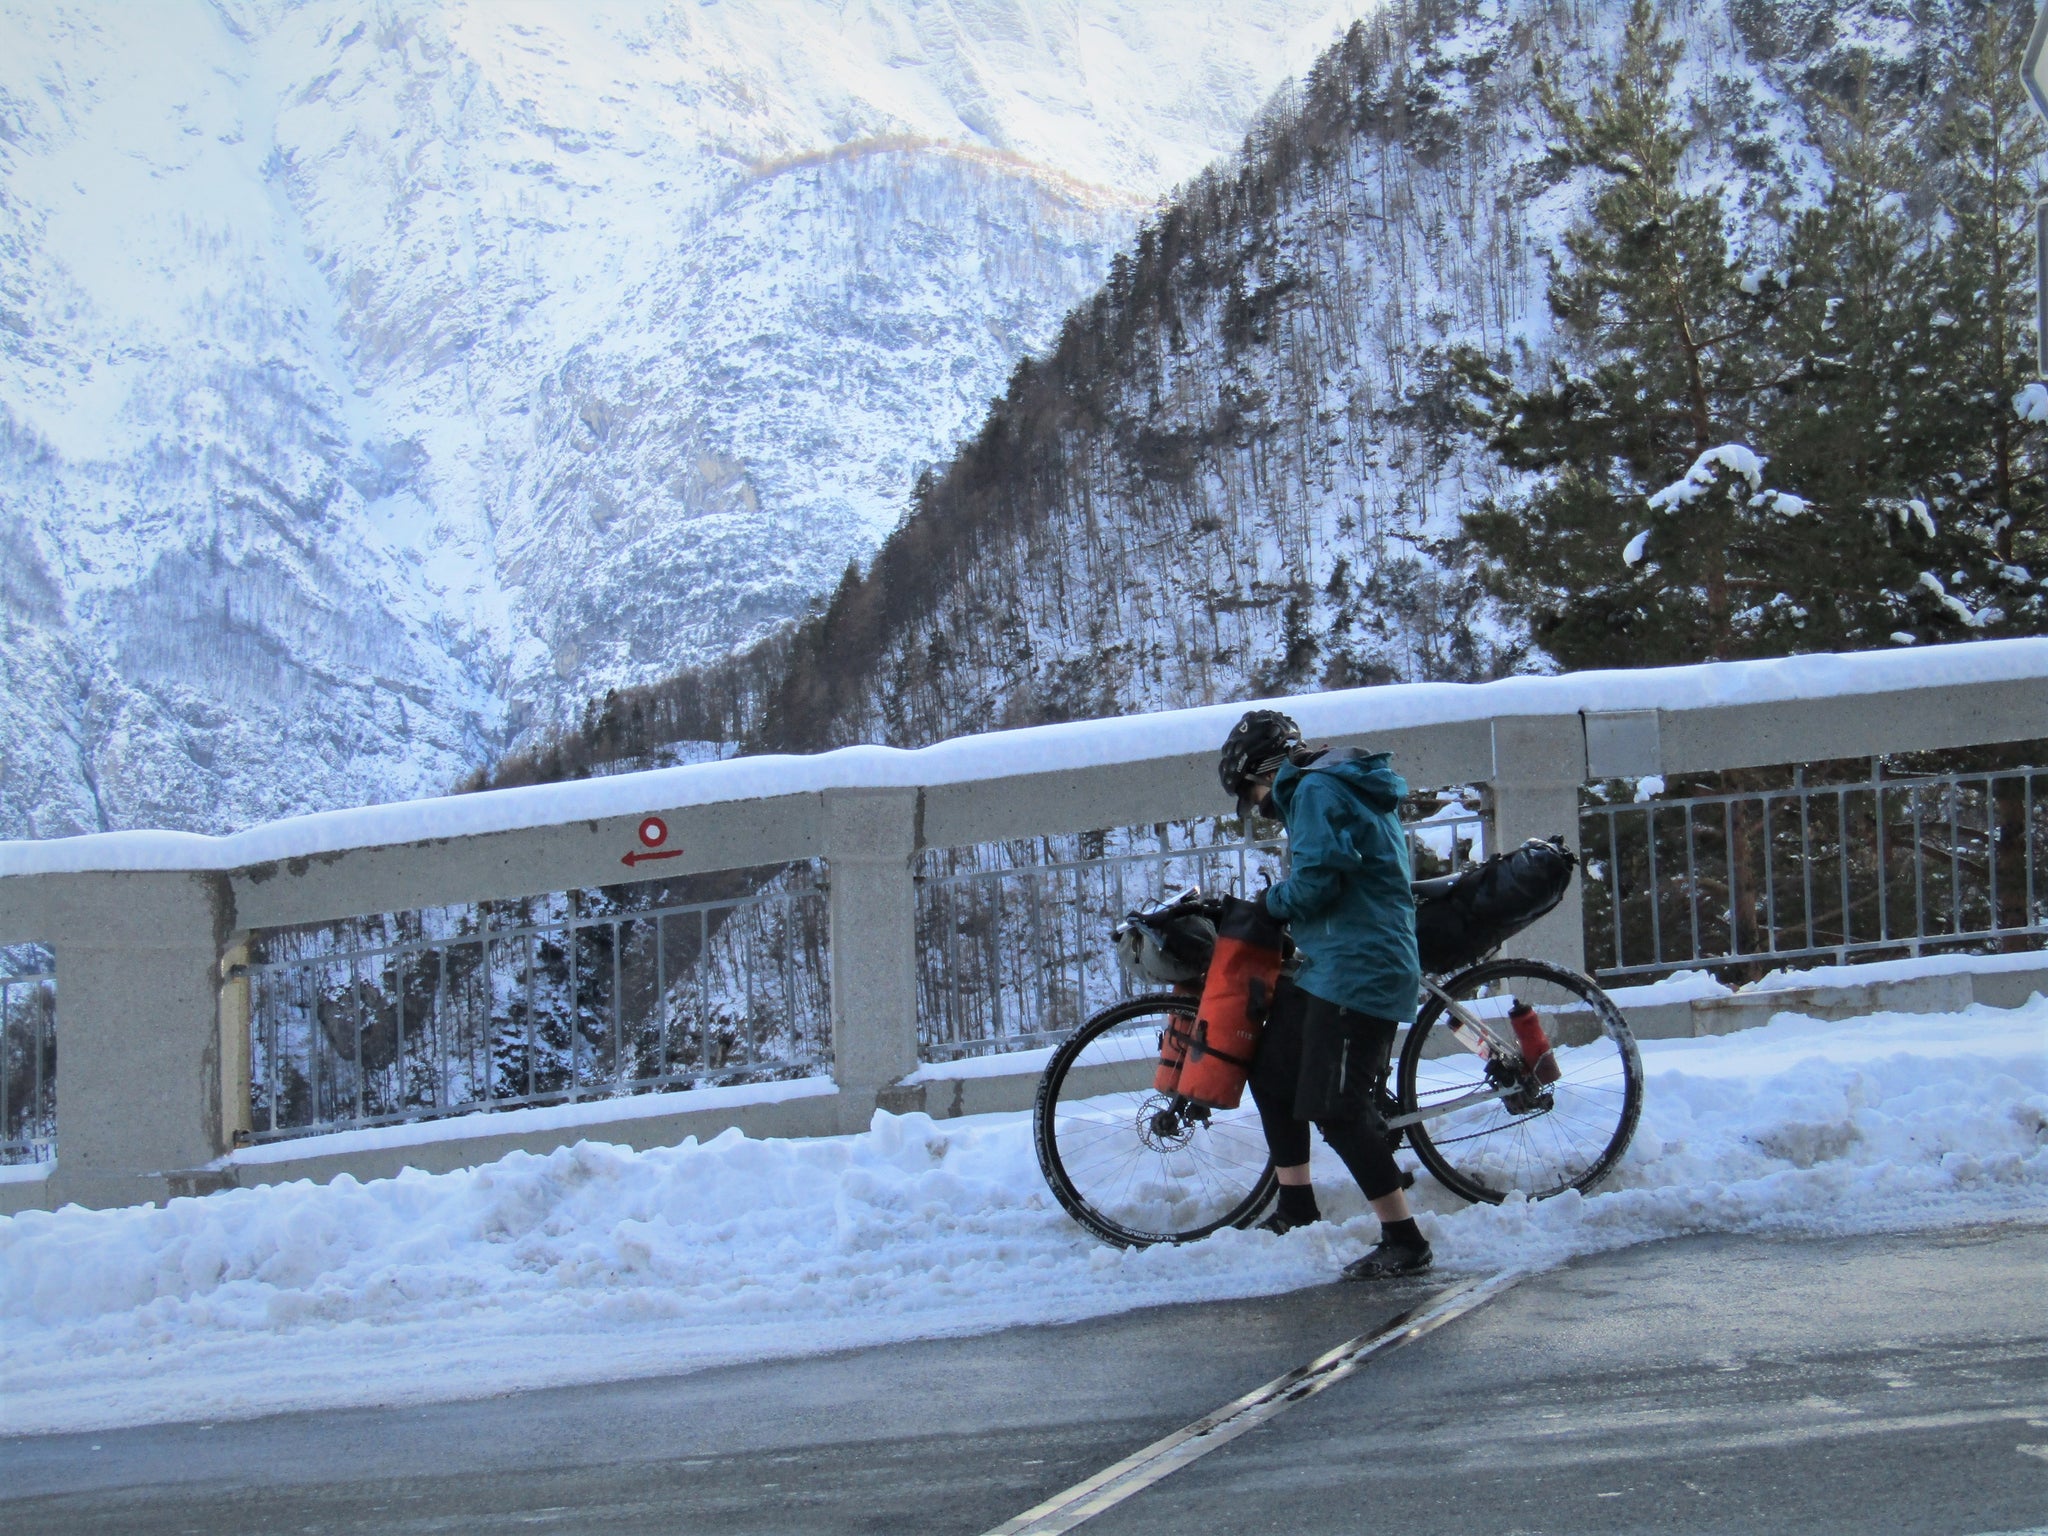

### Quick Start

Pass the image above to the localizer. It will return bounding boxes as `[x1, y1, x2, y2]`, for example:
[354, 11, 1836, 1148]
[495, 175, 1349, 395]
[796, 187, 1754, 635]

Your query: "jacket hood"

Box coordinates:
[1272, 746, 1406, 816]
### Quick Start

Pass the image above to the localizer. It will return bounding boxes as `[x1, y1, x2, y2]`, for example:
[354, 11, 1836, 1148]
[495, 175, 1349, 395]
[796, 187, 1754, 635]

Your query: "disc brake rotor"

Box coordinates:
[1135, 1093, 1197, 1152]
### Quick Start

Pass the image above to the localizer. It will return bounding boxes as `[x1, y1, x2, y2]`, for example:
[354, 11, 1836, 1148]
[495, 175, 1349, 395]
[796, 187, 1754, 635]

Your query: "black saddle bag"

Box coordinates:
[1413, 835, 1578, 975]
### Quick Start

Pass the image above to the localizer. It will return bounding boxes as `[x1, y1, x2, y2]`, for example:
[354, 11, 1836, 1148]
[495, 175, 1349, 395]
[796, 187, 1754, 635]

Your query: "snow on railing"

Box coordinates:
[2, 637, 2043, 880]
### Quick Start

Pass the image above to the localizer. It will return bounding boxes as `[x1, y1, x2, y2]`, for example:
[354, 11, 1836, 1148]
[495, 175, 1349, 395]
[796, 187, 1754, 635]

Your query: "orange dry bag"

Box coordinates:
[1176, 896, 1287, 1110]
[1153, 1010, 1195, 1093]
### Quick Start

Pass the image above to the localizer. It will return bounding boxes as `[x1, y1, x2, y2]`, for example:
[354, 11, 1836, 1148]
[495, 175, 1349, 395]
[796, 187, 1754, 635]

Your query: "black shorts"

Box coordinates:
[1257, 978, 1399, 1124]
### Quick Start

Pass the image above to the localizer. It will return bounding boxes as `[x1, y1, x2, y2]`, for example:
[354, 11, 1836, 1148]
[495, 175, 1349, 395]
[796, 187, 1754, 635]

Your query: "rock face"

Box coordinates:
[0, 0, 1371, 836]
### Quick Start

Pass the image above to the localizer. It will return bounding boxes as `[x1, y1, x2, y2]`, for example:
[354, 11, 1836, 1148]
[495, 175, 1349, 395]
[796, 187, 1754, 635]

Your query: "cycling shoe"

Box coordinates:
[1341, 1238, 1433, 1281]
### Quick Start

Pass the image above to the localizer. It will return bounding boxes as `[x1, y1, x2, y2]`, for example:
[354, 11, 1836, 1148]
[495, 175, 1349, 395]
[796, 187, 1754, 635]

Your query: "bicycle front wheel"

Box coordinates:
[1033, 995, 1276, 1248]
[1398, 958, 1642, 1205]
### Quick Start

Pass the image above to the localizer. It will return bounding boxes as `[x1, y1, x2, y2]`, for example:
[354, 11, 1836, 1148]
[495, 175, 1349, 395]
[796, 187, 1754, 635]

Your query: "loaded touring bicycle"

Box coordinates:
[1032, 836, 1644, 1248]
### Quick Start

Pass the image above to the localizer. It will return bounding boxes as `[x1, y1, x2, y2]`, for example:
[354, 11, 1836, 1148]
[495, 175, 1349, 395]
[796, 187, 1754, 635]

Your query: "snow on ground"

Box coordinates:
[3, 1001, 2044, 1436]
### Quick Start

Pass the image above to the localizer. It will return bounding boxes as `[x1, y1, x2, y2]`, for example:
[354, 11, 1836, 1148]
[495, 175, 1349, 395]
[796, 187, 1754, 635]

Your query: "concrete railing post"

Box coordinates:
[1484, 715, 1588, 972]
[43, 872, 235, 1209]
[823, 789, 921, 1131]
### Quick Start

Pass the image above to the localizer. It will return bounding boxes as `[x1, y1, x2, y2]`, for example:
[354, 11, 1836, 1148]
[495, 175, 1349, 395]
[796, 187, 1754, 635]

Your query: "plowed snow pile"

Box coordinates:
[4, 1001, 2044, 1434]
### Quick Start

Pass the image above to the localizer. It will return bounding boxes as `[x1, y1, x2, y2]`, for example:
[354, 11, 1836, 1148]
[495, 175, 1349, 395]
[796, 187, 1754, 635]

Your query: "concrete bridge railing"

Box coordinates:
[1, 639, 2044, 1212]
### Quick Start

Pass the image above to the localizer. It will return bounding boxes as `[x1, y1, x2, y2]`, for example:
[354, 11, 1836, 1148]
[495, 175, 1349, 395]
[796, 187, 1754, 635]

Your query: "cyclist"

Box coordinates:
[1219, 708, 1432, 1280]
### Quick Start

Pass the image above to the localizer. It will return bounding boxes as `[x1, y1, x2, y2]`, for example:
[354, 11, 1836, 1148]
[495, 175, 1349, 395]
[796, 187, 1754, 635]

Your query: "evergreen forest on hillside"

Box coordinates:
[1462, 0, 2045, 667]
[472, 0, 2047, 793]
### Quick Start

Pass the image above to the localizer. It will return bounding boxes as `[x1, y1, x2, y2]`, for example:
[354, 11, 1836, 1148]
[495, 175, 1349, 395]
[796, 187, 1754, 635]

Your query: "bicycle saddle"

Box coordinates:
[1410, 873, 1462, 901]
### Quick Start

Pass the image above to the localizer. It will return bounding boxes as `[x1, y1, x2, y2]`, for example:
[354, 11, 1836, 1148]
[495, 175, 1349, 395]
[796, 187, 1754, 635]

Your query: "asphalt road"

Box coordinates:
[4, 1224, 2044, 1535]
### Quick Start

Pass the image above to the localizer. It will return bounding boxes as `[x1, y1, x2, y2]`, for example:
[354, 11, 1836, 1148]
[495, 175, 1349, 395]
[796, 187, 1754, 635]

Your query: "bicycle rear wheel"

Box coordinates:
[1033, 995, 1276, 1248]
[1397, 958, 1642, 1205]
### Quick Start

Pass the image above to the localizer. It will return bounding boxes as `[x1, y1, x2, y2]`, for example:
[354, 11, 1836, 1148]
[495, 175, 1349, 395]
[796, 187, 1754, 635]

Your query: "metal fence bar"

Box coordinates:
[512, 929, 528, 1104]
[309, 962, 325, 1127]
[1685, 801, 1702, 957]
[267, 971, 281, 1136]
[653, 919, 673, 1086]
[1843, 798, 1859, 958]
[1986, 775, 2001, 934]
[1876, 769, 1891, 944]
[38, 975, 51, 1157]
[1723, 797, 1740, 958]
[396, 949, 410, 1112]
[567, 904, 582, 1102]
[1911, 787, 1927, 953]
[1646, 806, 1663, 965]
[2030, 772, 2039, 926]
[988, 878, 1005, 1044]
[1, 980, 12, 1160]
[5, 980, 16, 1156]
[694, 907, 709, 1074]
[440, 942, 456, 1105]
[1948, 781, 1963, 936]
[1761, 793, 1778, 953]
[742, 918, 758, 1069]
[1798, 770, 1815, 955]
[1606, 810, 1625, 972]
[350, 953, 365, 1125]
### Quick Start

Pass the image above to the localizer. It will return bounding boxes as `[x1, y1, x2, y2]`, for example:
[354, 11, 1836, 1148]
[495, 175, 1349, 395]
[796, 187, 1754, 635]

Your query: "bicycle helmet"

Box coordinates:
[1218, 709, 1302, 815]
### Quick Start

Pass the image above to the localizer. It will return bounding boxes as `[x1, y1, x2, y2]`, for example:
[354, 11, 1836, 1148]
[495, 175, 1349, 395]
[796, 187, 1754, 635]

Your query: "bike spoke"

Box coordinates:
[1403, 959, 1642, 1204]
[1040, 997, 1275, 1243]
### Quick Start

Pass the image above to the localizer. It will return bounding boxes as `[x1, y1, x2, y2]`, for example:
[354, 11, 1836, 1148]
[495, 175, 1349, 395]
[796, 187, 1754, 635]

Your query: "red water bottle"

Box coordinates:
[1508, 1000, 1560, 1084]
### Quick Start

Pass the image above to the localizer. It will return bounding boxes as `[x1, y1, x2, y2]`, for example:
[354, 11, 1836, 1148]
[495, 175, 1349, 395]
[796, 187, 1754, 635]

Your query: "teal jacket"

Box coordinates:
[1260, 748, 1420, 1022]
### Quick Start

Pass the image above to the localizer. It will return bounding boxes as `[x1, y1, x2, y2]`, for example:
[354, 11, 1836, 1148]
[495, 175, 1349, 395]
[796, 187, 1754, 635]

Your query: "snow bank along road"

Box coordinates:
[1, 999, 2044, 1437]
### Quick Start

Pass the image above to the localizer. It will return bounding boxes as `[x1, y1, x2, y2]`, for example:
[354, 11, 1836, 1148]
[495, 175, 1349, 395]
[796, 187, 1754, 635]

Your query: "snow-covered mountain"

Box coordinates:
[0, 0, 1376, 837]
[521, 0, 1965, 772]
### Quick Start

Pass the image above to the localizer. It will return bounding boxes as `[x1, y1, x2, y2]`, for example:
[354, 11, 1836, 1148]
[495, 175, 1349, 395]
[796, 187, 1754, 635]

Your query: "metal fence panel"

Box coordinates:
[1583, 761, 2048, 980]
[246, 865, 829, 1144]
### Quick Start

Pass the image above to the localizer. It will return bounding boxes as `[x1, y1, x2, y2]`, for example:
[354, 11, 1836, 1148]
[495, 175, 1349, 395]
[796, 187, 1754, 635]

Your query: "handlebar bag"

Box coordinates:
[1177, 895, 1287, 1109]
[1413, 836, 1577, 975]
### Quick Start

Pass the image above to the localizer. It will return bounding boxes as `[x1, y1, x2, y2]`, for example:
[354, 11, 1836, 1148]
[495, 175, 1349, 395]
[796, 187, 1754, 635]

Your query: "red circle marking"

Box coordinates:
[638, 816, 668, 848]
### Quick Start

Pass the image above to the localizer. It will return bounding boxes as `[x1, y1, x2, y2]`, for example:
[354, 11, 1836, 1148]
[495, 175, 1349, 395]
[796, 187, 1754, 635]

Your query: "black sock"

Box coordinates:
[1277, 1184, 1321, 1224]
[1379, 1216, 1423, 1248]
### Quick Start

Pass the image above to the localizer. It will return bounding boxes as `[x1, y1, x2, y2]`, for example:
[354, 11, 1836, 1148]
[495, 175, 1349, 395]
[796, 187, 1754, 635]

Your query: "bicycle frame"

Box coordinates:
[1380, 976, 1524, 1132]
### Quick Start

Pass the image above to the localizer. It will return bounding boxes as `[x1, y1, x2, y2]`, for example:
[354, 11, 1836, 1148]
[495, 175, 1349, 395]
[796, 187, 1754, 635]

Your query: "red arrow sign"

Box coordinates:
[620, 848, 684, 868]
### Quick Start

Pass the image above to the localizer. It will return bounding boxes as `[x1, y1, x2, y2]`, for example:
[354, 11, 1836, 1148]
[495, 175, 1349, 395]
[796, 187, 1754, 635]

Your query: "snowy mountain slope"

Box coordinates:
[635, 0, 1909, 760]
[0, 0, 1378, 836]
[0, 1, 501, 835]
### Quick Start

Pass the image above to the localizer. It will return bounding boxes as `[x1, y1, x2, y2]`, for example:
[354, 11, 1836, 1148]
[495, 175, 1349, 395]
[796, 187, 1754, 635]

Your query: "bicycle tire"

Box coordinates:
[1397, 957, 1642, 1205]
[1034, 994, 1277, 1248]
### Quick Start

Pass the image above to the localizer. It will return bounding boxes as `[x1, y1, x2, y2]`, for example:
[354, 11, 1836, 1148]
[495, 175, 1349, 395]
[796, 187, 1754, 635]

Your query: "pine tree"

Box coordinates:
[1904, 0, 2048, 640]
[1459, 0, 1796, 667]
[1751, 62, 1946, 649]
